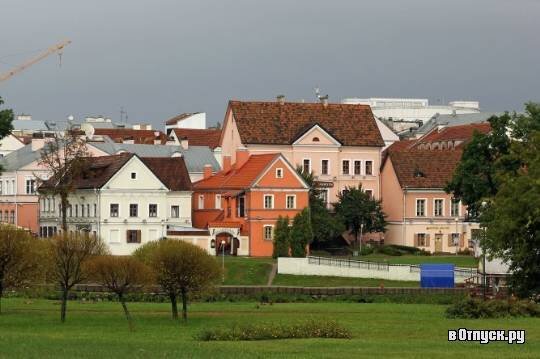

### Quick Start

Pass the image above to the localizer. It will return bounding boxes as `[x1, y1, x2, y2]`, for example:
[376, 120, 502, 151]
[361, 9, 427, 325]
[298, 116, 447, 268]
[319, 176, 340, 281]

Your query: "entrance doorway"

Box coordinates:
[434, 234, 443, 252]
[215, 233, 240, 256]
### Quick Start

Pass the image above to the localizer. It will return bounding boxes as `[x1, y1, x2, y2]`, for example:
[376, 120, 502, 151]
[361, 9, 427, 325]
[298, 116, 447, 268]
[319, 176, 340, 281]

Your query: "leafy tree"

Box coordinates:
[272, 216, 291, 258]
[38, 128, 90, 231]
[85, 256, 152, 330]
[47, 233, 106, 322]
[0, 225, 46, 314]
[289, 208, 313, 257]
[296, 167, 345, 246]
[134, 240, 221, 321]
[0, 97, 14, 173]
[334, 186, 386, 251]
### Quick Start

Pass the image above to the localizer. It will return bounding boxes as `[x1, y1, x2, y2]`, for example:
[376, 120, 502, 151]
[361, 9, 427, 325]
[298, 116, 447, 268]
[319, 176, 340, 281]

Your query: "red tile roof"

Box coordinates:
[93, 129, 168, 144]
[194, 153, 278, 190]
[228, 101, 384, 147]
[172, 128, 222, 149]
[415, 123, 491, 147]
[165, 113, 199, 126]
[139, 157, 192, 191]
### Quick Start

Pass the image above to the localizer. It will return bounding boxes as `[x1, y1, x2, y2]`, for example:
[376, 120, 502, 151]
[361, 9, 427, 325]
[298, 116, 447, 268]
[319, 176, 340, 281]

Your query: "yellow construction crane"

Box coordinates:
[0, 40, 71, 83]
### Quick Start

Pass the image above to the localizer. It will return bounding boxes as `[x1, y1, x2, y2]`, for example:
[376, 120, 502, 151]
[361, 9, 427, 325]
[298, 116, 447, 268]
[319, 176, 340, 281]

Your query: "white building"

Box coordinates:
[165, 112, 207, 134]
[0, 134, 27, 157]
[342, 98, 480, 132]
[38, 153, 193, 255]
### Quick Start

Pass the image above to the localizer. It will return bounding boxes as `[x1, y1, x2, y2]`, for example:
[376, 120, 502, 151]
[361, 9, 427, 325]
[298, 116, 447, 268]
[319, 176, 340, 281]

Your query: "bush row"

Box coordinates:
[445, 298, 540, 318]
[197, 320, 352, 341]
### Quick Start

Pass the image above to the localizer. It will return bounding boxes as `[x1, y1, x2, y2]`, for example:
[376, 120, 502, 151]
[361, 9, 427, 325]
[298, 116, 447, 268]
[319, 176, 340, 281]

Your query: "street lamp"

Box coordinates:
[454, 217, 459, 255]
[481, 201, 487, 300]
[221, 240, 226, 283]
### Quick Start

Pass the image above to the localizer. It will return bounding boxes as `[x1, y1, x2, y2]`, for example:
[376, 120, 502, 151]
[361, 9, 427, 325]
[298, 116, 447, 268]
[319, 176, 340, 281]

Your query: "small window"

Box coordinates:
[450, 233, 460, 247]
[129, 204, 138, 217]
[434, 199, 444, 217]
[286, 195, 296, 209]
[75, 204, 79, 217]
[9, 210, 15, 224]
[417, 233, 427, 247]
[131, 172, 137, 179]
[416, 199, 426, 217]
[365, 189, 373, 198]
[263, 225, 274, 241]
[110, 204, 119, 217]
[198, 195, 204, 209]
[354, 160, 361, 175]
[342, 160, 350, 175]
[312, 137, 320, 142]
[451, 198, 460, 217]
[264, 195, 273, 209]
[171, 205, 180, 218]
[215, 194, 221, 209]
[81, 204, 85, 217]
[149, 204, 158, 217]
[94, 203, 97, 217]
[237, 196, 245, 217]
[302, 159, 311, 174]
[275, 168, 284, 178]
[365, 161, 373, 176]
[86, 204, 90, 217]
[126, 230, 141, 244]
[321, 160, 329, 175]
[25, 179, 36, 194]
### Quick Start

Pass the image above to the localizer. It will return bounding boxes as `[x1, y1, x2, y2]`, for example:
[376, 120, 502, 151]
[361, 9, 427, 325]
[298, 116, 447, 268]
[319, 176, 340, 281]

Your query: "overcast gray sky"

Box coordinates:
[1, 0, 539, 127]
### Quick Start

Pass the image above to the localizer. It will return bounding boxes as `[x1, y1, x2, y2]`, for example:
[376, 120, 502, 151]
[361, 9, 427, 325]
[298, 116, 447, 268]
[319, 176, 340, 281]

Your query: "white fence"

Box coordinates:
[278, 256, 476, 284]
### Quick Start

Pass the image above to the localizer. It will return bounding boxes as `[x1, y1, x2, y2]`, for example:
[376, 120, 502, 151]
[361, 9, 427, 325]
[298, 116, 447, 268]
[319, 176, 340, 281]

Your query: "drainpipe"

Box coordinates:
[402, 187, 407, 246]
[14, 170, 18, 226]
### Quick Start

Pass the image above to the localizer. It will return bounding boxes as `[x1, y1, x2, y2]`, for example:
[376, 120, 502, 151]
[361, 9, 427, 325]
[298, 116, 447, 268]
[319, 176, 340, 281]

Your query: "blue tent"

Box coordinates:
[420, 264, 454, 288]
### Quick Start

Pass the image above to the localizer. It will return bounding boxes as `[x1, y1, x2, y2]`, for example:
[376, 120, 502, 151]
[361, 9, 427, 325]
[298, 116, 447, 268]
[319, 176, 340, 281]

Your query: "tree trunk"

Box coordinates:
[61, 195, 69, 232]
[119, 295, 134, 331]
[169, 292, 178, 320]
[180, 288, 188, 322]
[60, 287, 68, 323]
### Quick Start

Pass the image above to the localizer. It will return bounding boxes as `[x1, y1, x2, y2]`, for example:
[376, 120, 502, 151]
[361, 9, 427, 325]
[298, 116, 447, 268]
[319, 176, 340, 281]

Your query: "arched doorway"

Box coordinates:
[215, 232, 240, 256]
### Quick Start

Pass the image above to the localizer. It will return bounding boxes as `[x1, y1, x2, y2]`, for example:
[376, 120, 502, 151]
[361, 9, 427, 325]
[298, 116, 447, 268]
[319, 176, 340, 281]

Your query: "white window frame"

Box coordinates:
[263, 194, 274, 209]
[364, 189, 373, 198]
[415, 198, 427, 217]
[198, 195, 205, 209]
[286, 194, 296, 209]
[451, 232, 460, 247]
[417, 233, 427, 247]
[342, 159, 351, 175]
[263, 225, 274, 241]
[149, 203, 158, 218]
[171, 205, 180, 218]
[302, 158, 311, 174]
[215, 194, 222, 209]
[25, 178, 36, 195]
[365, 160, 373, 176]
[353, 160, 362, 175]
[321, 159, 330, 175]
[129, 204, 138, 218]
[450, 198, 461, 217]
[433, 198, 445, 217]
[110, 203, 119, 217]
[275, 168, 284, 179]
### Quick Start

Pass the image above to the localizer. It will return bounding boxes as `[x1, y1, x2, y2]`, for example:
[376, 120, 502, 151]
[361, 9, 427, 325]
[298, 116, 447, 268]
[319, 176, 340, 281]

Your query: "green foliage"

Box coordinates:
[445, 298, 540, 319]
[0, 97, 14, 140]
[289, 209, 313, 257]
[334, 186, 387, 243]
[272, 216, 290, 258]
[196, 320, 352, 341]
[375, 245, 402, 256]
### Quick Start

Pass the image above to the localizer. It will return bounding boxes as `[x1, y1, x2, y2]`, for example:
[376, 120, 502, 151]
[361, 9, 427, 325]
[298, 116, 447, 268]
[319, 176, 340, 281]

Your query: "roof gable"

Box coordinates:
[292, 124, 341, 146]
[253, 156, 309, 189]
[172, 128, 222, 149]
[227, 101, 384, 147]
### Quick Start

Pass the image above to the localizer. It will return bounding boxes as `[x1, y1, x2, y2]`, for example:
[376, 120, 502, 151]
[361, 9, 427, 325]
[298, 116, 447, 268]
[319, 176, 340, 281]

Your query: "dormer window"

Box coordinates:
[414, 168, 425, 178]
[312, 137, 320, 142]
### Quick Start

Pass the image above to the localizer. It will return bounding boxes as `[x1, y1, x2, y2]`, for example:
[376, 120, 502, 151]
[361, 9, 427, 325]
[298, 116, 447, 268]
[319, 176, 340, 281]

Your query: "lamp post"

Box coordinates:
[455, 217, 459, 255]
[481, 201, 487, 300]
[221, 240, 226, 283]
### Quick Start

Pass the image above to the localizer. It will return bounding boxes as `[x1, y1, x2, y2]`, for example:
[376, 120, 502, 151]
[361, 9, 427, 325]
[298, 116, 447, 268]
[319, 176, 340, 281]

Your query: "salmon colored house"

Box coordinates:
[186, 150, 309, 257]
[381, 123, 490, 253]
[219, 99, 384, 206]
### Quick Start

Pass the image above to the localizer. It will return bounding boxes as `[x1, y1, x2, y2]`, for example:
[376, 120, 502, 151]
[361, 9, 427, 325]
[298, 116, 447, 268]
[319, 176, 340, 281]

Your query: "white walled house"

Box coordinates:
[165, 112, 207, 134]
[0, 134, 27, 157]
[39, 153, 193, 255]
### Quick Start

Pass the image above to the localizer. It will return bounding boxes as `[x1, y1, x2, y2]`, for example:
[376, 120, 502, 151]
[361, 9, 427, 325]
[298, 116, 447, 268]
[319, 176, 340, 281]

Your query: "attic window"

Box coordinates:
[131, 172, 137, 180]
[414, 168, 425, 178]
[312, 137, 320, 142]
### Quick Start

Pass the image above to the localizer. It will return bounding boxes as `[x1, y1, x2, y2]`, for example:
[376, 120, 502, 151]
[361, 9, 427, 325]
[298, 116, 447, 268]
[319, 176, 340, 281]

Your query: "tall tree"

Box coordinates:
[289, 208, 313, 257]
[0, 225, 46, 314]
[85, 256, 152, 331]
[272, 216, 291, 258]
[334, 186, 386, 251]
[134, 240, 221, 321]
[47, 233, 106, 322]
[38, 128, 90, 231]
[0, 97, 14, 173]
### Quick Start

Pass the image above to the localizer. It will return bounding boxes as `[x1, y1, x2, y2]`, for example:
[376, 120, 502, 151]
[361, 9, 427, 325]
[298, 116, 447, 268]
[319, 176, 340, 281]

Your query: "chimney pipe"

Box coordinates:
[235, 147, 249, 168]
[203, 164, 213, 179]
[320, 95, 329, 107]
[276, 95, 285, 105]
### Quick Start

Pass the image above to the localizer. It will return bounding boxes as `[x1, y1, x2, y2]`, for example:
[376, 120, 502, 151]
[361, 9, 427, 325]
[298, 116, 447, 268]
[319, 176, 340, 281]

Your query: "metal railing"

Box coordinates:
[307, 256, 389, 271]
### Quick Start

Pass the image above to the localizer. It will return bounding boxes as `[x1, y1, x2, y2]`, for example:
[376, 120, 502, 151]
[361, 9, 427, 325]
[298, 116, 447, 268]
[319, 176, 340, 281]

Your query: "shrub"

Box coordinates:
[359, 245, 374, 256]
[196, 320, 352, 341]
[376, 245, 402, 256]
[445, 298, 540, 319]
[457, 248, 473, 256]
[386, 244, 421, 254]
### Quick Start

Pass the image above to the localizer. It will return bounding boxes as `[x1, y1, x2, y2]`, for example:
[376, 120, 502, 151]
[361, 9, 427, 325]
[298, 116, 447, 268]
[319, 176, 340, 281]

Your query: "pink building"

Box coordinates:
[381, 123, 490, 252]
[220, 99, 385, 205]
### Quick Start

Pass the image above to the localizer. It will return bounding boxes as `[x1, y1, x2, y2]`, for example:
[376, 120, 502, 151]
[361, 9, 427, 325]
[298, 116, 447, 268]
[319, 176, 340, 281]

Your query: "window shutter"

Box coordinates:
[126, 231, 130, 243]
[414, 233, 418, 247]
[447, 234, 453, 247]
[426, 234, 431, 247]
[137, 230, 142, 243]
[459, 234, 465, 247]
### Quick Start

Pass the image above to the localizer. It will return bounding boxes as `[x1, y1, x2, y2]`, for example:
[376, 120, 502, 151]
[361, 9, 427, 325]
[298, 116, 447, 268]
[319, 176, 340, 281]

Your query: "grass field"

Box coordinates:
[0, 298, 538, 358]
[222, 257, 274, 285]
[273, 274, 418, 287]
[361, 254, 478, 268]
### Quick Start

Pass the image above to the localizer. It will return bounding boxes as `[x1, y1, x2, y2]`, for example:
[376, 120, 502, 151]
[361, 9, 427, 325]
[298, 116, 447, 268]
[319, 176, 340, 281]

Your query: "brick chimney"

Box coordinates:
[223, 155, 232, 172]
[235, 147, 249, 168]
[180, 136, 189, 150]
[276, 94, 285, 105]
[203, 164, 213, 179]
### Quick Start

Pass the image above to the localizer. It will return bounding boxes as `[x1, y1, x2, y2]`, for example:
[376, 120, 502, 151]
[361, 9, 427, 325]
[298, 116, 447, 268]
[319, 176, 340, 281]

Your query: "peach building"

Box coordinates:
[185, 151, 309, 257]
[219, 100, 385, 205]
[381, 123, 490, 253]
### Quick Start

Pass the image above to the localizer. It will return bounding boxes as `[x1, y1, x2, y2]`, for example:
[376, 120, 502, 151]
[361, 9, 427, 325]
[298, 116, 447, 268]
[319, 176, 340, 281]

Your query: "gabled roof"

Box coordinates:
[194, 153, 280, 190]
[227, 101, 384, 147]
[172, 128, 222, 149]
[415, 122, 491, 146]
[93, 129, 168, 144]
[165, 113, 200, 126]
[417, 112, 500, 134]
[0, 144, 43, 171]
[292, 124, 342, 146]
[39, 153, 192, 191]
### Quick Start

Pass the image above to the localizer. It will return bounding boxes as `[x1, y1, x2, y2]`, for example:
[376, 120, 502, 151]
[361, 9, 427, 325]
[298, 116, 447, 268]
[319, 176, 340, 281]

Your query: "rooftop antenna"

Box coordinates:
[314, 86, 328, 102]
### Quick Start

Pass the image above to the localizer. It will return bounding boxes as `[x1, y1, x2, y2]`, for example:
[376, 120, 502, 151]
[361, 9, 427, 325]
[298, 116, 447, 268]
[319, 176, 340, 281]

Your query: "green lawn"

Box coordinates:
[315, 253, 479, 268]
[273, 274, 418, 287]
[0, 298, 538, 358]
[222, 256, 274, 285]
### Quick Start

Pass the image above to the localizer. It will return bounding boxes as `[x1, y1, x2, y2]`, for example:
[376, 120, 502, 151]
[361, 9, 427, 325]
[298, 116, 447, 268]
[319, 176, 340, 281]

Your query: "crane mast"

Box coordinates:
[0, 40, 71, 83]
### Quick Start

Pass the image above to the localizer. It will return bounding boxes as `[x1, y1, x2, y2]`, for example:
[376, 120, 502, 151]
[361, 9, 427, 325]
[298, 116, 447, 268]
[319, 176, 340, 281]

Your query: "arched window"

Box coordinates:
[312, 137, 320, 142]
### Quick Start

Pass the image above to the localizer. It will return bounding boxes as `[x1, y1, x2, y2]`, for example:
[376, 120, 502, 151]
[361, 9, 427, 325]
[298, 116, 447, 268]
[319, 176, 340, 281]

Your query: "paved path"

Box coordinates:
[266, 263, 278, 286]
